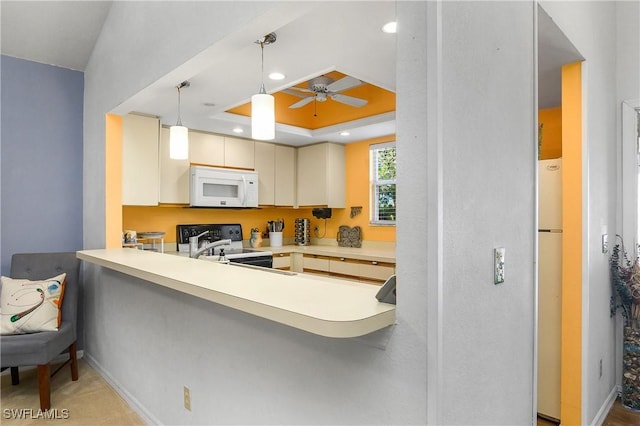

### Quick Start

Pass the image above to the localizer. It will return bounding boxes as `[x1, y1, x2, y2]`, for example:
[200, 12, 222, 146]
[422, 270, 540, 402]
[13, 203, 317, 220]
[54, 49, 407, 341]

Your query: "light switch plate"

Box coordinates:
[494, 247, 505, 284]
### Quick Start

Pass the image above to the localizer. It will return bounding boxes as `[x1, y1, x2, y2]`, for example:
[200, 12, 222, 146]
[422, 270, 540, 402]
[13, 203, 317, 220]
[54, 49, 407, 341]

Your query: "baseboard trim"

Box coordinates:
[83, 353, 159, 425]
[591, 385, 619, 426]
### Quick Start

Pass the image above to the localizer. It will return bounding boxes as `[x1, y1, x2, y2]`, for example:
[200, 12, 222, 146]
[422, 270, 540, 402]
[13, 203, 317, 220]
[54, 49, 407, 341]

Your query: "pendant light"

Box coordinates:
[251, 33, 276, 141]
[170, 81, 190, 159]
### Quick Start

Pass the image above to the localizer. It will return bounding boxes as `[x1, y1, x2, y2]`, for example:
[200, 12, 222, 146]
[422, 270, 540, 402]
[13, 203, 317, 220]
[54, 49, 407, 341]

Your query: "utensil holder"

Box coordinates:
[269, 231, 283, 248]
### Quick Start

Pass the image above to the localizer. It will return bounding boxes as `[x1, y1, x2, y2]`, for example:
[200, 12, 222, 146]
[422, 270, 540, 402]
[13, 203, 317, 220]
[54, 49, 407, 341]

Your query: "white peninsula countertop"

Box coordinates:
[77, 248, 396, 338]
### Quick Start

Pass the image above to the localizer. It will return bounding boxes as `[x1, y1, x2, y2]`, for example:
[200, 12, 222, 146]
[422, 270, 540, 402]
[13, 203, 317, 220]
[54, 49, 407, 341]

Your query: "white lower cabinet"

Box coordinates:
[299, 253, 395, 284]
[272, 252, 291, 270]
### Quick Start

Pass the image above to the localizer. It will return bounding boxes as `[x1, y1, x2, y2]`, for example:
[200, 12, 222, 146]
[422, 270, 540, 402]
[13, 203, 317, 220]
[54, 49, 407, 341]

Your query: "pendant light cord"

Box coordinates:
[176, 86, 183, 126]
[259, 41, 266, 95]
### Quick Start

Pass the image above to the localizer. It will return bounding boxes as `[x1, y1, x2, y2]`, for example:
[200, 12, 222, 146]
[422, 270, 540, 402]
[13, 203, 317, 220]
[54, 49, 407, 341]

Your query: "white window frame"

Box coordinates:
[370, 141, 397, 226]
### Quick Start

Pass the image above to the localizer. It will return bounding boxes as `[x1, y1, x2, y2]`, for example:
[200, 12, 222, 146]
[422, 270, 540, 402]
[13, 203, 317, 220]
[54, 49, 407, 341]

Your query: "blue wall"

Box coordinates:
[1, 55, 84, 275]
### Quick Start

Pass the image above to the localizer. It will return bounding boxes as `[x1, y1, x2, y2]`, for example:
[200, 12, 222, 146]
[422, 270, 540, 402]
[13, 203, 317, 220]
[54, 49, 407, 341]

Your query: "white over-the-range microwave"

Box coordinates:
[190, 166, 259, 208]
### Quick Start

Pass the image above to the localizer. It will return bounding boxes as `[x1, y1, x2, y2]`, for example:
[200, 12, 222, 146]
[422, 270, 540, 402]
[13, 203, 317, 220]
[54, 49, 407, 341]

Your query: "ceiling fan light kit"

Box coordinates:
[251, 33, 277, 141]
[169, 81, 190, 160]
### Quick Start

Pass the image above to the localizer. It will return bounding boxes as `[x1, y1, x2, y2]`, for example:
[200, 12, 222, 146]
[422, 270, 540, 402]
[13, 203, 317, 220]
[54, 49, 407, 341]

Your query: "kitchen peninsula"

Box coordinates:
[76, 248, 396, 338]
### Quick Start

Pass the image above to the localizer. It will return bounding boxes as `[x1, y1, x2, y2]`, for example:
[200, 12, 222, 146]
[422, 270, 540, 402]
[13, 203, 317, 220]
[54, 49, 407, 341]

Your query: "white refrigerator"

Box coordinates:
[537, 158, 563, 421]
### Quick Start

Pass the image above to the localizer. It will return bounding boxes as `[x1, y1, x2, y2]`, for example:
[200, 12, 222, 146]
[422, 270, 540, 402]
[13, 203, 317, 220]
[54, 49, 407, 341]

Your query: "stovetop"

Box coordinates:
[176, 223, 271, 258]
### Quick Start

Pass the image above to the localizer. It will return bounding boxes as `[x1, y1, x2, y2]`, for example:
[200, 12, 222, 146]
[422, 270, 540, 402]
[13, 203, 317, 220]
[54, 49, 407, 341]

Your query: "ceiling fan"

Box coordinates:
[283, 75, 368, 109]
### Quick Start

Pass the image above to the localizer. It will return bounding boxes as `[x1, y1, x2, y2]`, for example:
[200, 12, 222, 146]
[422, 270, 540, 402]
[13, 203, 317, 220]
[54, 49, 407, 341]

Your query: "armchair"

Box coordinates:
[1, 252, 80, 410]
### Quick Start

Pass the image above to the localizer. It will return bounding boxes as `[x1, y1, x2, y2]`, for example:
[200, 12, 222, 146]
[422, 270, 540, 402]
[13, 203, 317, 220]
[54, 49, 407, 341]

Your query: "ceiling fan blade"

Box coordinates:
[289, 96, 315, 109]
[286, 86, 314, 94]
[327, 76, 363, 93]
[282, 88, 311, 99]
[330, 93, 368, 108]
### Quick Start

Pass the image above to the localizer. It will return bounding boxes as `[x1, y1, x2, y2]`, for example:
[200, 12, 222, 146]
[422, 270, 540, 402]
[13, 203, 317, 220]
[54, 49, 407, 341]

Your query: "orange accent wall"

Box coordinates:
[560, 61, 582, 426]
[105, 114, 123, 248]
[538, 107, 562, 159]
[123, 206, 315, 242]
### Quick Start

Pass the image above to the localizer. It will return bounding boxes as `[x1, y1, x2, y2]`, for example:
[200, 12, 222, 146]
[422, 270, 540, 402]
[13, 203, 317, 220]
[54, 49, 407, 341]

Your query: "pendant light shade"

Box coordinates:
[251, 91, 275, 140]
[170, 81, 190, 160]
[169, 125, 189, 159]
[251, 33, 276, 141]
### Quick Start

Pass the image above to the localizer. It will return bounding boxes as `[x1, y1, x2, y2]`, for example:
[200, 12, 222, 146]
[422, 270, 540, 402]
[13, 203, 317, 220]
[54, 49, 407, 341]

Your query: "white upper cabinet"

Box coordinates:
[224, 136, 254, 169]
[159, 127, 189, 204]
[254, 143, 296, 206]
[189, 131, 224, 167]
[122, 113, 160, 206]
[254, 142, 275, 205]
[274, 145, 295, 206]
[296, 142, 345, 208]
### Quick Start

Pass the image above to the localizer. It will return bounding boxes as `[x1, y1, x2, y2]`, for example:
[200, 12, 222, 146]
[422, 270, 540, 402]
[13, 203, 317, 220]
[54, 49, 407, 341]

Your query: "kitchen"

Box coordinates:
[106, 4, 398, 286]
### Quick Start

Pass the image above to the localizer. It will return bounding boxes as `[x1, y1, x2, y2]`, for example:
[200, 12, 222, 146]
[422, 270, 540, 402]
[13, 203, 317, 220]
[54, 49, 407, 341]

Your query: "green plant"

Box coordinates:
[610, 237, 640, 328]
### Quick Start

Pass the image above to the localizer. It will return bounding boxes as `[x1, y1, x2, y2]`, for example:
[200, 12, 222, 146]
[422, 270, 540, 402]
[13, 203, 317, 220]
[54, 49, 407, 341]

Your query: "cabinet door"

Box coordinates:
[159, 127, 189, 203]
[254, 142, 275, 205]
[190, 131, 224, 166]
[297, 144, 327, 206]
[325, 143, 345, 208]
[296, 143, 345, 207]
[274, 145, 295, 206]
[359, 261, 395, 283]
[303, 254, 330, 273]
[272, 253, 291, 270]
[122, 113, 159, 206]
[224, 136, 254, 169]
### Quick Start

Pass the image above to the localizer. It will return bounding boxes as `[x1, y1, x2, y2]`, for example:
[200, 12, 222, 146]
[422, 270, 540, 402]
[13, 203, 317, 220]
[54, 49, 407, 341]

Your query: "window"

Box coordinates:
[370, 142, 396, 225]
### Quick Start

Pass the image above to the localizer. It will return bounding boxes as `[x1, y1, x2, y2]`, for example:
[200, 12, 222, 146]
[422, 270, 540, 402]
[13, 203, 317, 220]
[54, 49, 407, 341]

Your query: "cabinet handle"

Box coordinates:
[340, 257, 345, 261]
[371, 261, 378, 265]
[279, 253, 284, 257]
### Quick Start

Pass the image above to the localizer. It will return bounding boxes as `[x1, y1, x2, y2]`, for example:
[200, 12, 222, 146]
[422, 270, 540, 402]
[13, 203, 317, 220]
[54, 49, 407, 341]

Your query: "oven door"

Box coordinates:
[228, 255, 273, 268]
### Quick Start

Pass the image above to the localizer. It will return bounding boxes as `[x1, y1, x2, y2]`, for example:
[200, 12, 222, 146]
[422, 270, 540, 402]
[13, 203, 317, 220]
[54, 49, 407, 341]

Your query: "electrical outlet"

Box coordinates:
[494, 247, 505, 284]
[602, 234, 608, 254]
[184, 386, 191, 411]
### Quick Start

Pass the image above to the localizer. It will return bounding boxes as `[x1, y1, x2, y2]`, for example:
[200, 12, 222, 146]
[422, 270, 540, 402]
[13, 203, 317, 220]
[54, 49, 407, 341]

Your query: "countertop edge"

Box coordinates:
[77, 249, 396, 339]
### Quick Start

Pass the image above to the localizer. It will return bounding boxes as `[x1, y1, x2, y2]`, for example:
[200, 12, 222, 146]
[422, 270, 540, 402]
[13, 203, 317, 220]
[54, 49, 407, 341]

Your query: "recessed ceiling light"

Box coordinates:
[269, 72, 285, 80]
[233, 127, 244, 133]
[340, 131, 350, 136]
[382, 21, 397, 34]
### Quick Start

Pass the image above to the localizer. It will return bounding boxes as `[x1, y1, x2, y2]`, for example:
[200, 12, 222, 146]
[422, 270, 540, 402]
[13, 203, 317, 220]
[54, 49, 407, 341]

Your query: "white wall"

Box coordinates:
[435, 2, 537, 424]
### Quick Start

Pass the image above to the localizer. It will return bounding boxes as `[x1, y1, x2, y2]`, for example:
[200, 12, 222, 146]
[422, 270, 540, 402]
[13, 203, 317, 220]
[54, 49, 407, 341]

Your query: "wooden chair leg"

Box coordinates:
[37, 364, 51, 411]
[69, 341, 78, 381]
[10, 367, 19, 385]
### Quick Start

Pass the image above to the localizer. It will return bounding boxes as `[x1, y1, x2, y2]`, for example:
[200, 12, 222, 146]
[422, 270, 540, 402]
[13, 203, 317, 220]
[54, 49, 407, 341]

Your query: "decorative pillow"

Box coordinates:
[0, 273, 66, 335]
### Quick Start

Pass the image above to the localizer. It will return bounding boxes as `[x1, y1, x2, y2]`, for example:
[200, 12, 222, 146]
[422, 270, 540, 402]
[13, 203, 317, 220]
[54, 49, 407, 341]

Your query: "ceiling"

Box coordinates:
[1, 2, 581, 146]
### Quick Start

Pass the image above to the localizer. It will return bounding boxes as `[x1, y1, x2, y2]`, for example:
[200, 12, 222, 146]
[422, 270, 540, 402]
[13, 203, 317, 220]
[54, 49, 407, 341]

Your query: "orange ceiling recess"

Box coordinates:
[226, 70, 396, 131]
